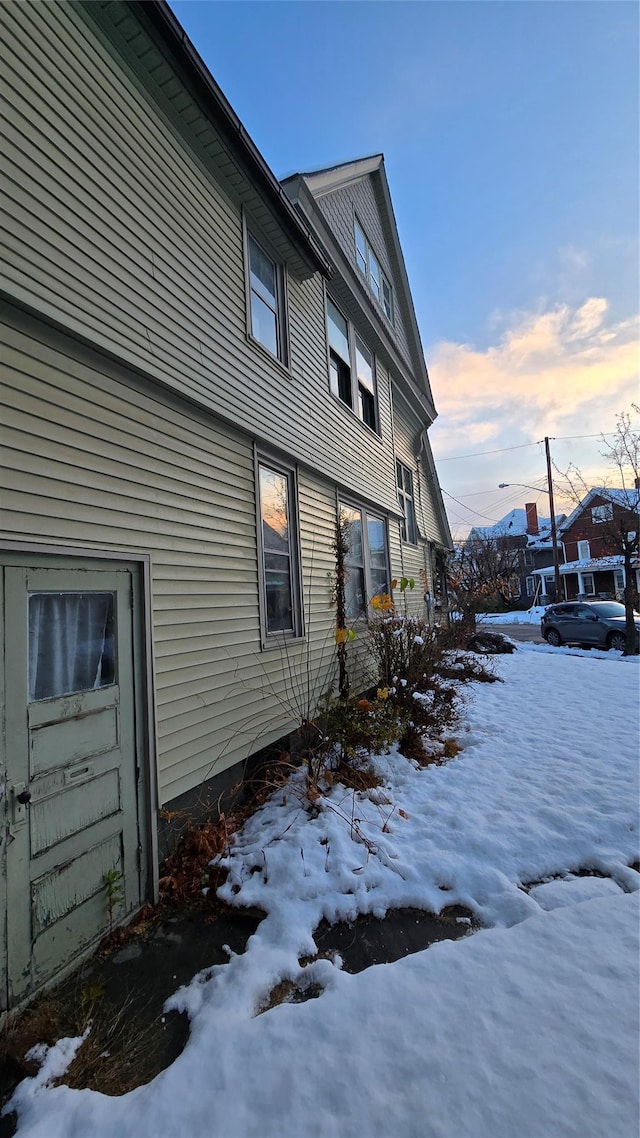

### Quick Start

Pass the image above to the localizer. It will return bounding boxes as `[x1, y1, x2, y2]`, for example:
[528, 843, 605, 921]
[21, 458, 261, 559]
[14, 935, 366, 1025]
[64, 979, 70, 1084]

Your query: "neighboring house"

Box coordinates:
[0, 0, 451, 1012]
[555, 488, 640, 601]
[468, 502, 565, 606]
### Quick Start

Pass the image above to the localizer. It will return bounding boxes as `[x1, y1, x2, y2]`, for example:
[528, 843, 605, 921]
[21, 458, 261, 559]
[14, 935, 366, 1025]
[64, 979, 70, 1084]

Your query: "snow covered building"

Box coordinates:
[468, 502, 565, 606]
[0, 0, 451, 1011]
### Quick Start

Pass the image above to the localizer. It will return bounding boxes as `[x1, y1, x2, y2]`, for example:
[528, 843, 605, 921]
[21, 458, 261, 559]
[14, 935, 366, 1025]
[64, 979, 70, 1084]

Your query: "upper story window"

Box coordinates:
[396, 460, 417, 544]
[354, 219, 393, 322]
[577, 539, 591, 560]
[340, 503, 390, 619]
[327, 298, 378, 433]
[247, 232, 288, 365]
[257, 457, 302, 642]
[591, 503, 613, 524]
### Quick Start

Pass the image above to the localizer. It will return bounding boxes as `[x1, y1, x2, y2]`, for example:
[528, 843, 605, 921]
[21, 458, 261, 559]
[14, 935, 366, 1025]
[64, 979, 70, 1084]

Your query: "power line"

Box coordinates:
[440, 489, 505, 524]
[437, 431, 616, 463]
[450, 479, 548, 499]
[437, 442, 539, 462]
[441, 480, 550, 532]
[552, 432, 616, 442]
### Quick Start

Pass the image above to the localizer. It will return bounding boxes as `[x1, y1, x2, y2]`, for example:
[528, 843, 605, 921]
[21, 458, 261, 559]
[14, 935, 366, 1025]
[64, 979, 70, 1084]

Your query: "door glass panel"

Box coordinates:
[28, 592, 115, 701]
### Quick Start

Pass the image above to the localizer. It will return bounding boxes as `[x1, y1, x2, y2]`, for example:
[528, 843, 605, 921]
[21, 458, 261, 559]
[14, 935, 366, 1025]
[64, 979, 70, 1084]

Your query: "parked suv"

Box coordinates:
[541, 601, 640, 651]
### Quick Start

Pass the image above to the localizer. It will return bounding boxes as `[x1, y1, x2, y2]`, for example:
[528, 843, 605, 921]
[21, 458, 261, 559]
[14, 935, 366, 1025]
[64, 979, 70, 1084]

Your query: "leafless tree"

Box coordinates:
[448, 532, 523, 629]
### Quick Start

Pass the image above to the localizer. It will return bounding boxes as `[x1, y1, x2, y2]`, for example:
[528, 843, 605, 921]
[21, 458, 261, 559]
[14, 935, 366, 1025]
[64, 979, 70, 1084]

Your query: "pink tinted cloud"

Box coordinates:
[428, 298, 638, 454]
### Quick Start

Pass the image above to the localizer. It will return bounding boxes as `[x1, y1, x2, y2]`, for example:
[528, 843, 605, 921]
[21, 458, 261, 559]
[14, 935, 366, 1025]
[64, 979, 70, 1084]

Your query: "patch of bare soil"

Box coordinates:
[0, 900, 263, 1132]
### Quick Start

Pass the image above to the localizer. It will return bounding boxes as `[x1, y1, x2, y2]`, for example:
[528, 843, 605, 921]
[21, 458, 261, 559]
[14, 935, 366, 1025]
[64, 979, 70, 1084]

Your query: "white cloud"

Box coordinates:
[427, 297, 639, 537]
[428, 297, 639, 452]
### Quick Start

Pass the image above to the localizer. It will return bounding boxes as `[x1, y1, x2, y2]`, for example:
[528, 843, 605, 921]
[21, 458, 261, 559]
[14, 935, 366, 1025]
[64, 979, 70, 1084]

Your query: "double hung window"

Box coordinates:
[339, 503, 389, 619]
[327, 298, 378, 432]
[591, 503, 613, 524]
[577, 539, 591, 561]
[354, 219, 393, 322]
[396, 461, 417, 544]
[247, 232, 287, 364]
[257, 458, 302, 641]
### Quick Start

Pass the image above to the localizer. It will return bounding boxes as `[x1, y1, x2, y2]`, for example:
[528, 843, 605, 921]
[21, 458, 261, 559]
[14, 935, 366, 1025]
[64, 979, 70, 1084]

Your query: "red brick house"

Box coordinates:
[557, 488, 640, 601]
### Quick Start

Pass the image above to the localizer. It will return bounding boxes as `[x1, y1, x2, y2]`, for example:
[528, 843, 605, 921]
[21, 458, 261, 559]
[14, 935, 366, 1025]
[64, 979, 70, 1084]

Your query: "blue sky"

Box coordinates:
[170, 0, 639, 536]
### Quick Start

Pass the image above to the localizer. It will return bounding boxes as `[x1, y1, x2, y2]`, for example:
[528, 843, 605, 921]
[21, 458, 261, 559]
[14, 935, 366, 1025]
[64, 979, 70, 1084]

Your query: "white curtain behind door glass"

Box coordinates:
[28, 592, 115, 702]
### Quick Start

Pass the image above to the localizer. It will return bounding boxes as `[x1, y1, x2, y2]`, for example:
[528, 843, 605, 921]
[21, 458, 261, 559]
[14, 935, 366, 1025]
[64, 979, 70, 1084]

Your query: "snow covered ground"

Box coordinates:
[7, 644, 640, 1138]
[478, 606, 547, 625]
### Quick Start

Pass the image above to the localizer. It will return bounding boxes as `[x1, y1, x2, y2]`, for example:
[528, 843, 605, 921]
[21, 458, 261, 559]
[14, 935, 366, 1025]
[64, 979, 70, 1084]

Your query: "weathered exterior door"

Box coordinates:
[2, 564, 143, 1010]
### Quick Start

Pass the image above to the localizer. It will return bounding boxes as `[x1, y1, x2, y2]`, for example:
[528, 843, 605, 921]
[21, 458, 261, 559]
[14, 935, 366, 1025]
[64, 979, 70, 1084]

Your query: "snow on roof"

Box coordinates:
[471, 508, 562, 543]
[559, 554, 625, 574]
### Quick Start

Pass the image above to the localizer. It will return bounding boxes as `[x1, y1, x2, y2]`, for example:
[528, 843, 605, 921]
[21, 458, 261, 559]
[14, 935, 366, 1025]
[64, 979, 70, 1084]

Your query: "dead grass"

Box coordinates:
[331, 759, 383, 793]
[257, 977, 324, 1014]
[0, 976, 184, 1109]
[61, 994, 173, 1096]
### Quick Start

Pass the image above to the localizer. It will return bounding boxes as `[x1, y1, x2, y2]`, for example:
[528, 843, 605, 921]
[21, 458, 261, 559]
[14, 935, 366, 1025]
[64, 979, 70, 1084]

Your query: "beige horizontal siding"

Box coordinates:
[1, 0, 402, 515]
[393, 394, 446, 547]
[0, 317, 349, 805]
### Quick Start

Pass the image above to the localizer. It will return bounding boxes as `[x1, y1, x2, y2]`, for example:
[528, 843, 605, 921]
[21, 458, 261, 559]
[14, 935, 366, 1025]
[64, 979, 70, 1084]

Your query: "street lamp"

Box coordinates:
[498, 439, 562, 600]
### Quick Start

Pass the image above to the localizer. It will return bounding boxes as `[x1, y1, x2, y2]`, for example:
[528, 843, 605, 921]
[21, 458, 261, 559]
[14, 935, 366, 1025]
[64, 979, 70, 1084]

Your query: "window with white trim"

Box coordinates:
[577, 539, 591, 560]
[339, 503, 389, 619]
[354, 219, 394, 322]
[257, 458, 302, 640]
[591, 503, 613, 524]
[526, 575, 536, 597]
[327, 298, 378, 432]
[246, 232, 288, 364]
[396, 460, 417, 544]
[613, 568, 625, 593]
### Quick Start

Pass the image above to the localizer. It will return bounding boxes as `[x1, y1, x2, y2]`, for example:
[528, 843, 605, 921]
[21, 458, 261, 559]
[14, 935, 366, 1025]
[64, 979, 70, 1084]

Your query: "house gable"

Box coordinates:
[283, 156, 437, 423]
[560, 489, 638, 563]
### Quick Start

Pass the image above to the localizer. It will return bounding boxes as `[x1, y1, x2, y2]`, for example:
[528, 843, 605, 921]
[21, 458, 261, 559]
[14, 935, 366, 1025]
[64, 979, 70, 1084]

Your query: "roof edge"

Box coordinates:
[136, 1, 331, 277]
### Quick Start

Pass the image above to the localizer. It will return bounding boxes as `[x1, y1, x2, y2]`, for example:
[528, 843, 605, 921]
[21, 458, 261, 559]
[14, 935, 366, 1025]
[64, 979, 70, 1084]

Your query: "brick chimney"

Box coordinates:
[525, 502, 539, 536]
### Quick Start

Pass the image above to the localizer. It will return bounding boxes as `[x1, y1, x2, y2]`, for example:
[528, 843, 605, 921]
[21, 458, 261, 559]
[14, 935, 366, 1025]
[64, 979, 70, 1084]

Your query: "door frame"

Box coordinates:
[0, 541, 159, 916]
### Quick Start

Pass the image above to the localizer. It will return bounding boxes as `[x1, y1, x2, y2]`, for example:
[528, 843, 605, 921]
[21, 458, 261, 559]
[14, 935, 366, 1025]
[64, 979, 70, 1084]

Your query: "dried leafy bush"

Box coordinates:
[360, 614, 501, 764]
[318, 691, 408, 765]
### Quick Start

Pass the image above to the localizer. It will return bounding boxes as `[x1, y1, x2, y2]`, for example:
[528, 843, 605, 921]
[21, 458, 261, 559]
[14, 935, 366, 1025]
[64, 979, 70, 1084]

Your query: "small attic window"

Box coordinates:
[354, 219, 393, 323]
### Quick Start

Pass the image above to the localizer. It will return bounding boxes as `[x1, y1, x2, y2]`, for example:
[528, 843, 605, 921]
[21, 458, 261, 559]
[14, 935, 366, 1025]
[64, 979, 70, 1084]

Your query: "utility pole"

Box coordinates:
[545, 436, 562, 599]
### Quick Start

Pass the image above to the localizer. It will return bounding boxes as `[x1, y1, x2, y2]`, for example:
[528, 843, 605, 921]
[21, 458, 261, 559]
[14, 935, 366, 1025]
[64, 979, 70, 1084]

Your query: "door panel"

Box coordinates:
[4, 564, 142, 1007]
